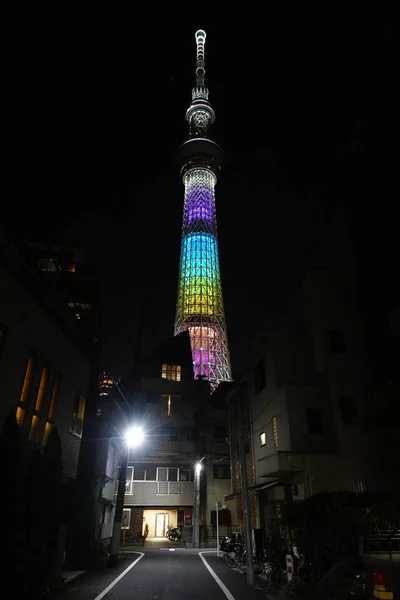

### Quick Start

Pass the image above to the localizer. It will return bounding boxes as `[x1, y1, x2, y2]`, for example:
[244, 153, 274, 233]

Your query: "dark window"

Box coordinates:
[328, 329, 346, 353]
[146, 465, 156, 480]
[306, 408, 324, 434]
[339, 396, 358, 424]
[213, 426, 227, 440]
[254, 358, 266, 393]
[213, 464, 230, 479]
[133, 466, 146, 480]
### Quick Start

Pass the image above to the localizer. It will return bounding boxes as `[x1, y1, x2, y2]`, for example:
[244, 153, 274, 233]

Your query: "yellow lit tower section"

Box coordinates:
[174, 30, 232, 390]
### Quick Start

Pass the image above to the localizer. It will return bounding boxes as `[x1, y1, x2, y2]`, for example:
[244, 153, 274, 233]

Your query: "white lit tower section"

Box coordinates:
[174, 30, 232, 390]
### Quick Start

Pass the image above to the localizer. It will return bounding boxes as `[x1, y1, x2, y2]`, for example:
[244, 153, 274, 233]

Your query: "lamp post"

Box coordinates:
[193, 462, 202, 548]
[109, 426, 144, 565]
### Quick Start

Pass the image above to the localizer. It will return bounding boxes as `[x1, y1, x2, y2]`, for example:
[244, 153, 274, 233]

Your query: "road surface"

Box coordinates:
[58, 549, 270, 600]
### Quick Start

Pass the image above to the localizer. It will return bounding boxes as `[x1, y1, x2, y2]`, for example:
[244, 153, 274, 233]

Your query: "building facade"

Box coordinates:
[118, 331, 235, 546]
[225, 268, 377, 536]
[0, 230, 92, 478]
[174, 30, 232, 390]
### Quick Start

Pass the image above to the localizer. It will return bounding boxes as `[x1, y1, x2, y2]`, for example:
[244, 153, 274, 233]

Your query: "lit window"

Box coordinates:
[16, 354, 35, 426]
[71, 395, 86, 437]
[47, 374, 61, 420]
[20, 355, 35, 404]
[43, 422, 52, 445]
[272, 416, 279, 451]
[161, 364, 181, 382]
[161, 394, 180, 416]
[29, 415, 40, 441]
[43, 374, 61, 445]
[167, 395, 171, 416]
[16, 406, 25, 426]
[260, 432, 266, 447]
[34, 366, 48, 411]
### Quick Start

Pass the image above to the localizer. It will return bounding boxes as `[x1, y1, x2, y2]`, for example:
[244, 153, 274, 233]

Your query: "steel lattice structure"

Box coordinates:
[174, 30, 232, 390]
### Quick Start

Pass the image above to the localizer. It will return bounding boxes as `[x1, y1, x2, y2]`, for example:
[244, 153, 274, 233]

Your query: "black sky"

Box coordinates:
[7, 8, 398, 377]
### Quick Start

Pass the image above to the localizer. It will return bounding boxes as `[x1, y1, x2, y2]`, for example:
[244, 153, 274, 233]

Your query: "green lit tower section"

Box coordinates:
[174, 29, 232, 390]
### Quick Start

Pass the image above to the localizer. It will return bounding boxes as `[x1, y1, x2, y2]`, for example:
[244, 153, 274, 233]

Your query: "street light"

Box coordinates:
[125, 425, 144, 448]
[109, 425, 145, 565]
[193, 462, 202, 548]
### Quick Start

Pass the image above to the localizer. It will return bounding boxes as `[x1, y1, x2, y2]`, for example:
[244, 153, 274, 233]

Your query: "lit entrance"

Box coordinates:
[155, 513, 169, 537]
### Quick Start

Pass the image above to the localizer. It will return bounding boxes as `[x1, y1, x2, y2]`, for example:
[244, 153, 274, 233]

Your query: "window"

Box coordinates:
[71, 395, 86, 436]
[272, 416, 279, 450]
[133, 466, 146, 481]
[156, 467, 180, 494]
[161, 364, 181, 382]
[122, 508, 131, 529]
[43, 374, 61, 445]
[157, 467, 179, 482]
[328, 329, 346, 353]
[254, 358, 266, 393]
[16, 354, 35, 426]
[213, 464, 230, 479]
[213, 426, 227, 440]
[339, 396, 357, 424]
[306, 408, 324, 434]
[125, 467, 134, 494]
[34, 366, 48, 412]
[260, 432, 266, 447]
[352, 478, 367, 494]
[180, 469, 192, 481]
[161, 394, 180, 416]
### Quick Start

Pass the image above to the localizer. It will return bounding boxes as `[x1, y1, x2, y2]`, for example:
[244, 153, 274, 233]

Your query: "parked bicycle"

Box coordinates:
[166, 525, 182, 541]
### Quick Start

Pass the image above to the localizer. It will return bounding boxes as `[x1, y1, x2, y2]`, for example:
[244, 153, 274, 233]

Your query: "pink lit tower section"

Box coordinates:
[174, 30, 232, 390]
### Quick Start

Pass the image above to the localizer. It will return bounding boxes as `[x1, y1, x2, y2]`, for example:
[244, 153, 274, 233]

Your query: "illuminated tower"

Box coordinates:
[174, 29, 232, 390]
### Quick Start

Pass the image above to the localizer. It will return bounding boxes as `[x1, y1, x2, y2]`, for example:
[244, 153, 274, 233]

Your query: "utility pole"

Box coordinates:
[237, 384, 255, 586]
[109, 446, 128, 566]
[193, 462, 201, 548]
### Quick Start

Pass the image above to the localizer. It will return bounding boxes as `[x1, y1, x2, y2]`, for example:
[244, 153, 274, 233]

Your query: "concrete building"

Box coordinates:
[0, 230, 92, 479]
[118, 331, 235, 546]
[225, 267, 377, 536]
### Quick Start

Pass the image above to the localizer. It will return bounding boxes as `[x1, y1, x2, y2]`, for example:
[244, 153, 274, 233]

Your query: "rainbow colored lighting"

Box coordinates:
[174, 30, 232, 390]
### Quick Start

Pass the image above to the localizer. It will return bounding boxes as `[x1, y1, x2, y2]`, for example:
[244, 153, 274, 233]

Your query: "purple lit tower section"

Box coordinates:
[174, 30, 232, 390]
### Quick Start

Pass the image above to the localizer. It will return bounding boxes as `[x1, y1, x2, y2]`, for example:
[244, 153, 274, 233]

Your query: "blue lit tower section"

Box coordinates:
[174, 30, 232, 390]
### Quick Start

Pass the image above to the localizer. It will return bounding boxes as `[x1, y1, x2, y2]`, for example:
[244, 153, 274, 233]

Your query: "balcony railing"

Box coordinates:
[156, 481, 180, 495]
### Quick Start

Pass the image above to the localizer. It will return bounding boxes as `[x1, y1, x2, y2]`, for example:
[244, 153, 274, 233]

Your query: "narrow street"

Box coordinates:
[58, 549, 269, 600]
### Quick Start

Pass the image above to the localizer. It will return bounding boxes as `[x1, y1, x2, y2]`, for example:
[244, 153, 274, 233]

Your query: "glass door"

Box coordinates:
[155, 513, 169, 537]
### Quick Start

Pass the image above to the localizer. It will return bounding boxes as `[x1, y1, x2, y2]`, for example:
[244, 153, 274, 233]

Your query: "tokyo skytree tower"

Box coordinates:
[174, 29, 232, 390]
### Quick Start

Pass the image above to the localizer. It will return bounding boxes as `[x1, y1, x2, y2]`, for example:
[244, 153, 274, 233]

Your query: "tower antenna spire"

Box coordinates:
[195, 29, 206, 89]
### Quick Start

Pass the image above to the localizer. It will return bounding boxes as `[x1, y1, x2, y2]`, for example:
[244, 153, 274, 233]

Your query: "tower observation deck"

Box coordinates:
[174, 29, 232, 391]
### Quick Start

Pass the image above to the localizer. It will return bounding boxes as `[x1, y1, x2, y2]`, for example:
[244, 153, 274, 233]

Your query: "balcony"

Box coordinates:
[156, 481, 180, 495]
[124, 481, 194, 506]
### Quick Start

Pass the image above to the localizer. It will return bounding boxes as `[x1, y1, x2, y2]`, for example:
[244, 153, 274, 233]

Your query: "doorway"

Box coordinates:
[155, 513, 169, 537]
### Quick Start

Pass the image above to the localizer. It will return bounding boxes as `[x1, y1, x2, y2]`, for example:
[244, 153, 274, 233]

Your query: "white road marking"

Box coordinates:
[93, 552, 145, 600]
[199, 551, 235, 600]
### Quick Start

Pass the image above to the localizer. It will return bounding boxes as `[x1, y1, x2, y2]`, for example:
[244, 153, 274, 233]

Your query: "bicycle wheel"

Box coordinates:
[224, 552, 239, 568]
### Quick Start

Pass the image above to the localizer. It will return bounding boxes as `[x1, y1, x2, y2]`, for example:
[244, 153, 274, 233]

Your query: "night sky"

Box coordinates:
[7, 8, 398, 378]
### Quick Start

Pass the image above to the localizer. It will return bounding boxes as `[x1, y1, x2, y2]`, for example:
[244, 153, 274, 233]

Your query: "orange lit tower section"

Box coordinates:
[174, 30, 232, 390]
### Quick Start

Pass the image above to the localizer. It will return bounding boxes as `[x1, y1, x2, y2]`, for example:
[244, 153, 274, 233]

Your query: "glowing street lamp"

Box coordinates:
[125, 425, 144, 448]
[110, 425, 145, 564]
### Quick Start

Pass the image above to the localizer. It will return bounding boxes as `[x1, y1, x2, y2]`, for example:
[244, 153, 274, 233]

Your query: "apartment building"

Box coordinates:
[118, 331, 234, 545]
[226, 268, 376, 535]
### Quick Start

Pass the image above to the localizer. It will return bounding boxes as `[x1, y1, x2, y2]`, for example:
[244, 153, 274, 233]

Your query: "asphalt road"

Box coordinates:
[58, 549, 269, 600]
